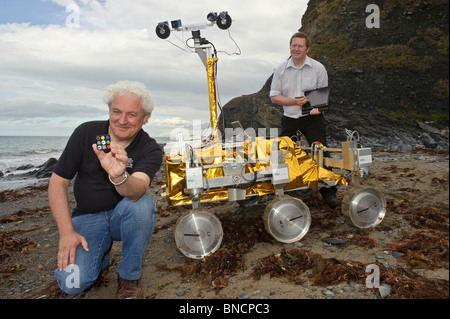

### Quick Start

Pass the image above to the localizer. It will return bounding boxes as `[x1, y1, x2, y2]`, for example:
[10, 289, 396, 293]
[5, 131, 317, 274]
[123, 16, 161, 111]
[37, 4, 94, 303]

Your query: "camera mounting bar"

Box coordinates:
[155, 11, 232, 39]
[155, 12, 233, 138]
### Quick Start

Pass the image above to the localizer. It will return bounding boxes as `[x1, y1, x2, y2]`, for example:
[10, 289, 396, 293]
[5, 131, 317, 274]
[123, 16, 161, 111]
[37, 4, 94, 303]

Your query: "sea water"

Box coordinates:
[0, 136, 69, 191]
[0, 136, 171, 191]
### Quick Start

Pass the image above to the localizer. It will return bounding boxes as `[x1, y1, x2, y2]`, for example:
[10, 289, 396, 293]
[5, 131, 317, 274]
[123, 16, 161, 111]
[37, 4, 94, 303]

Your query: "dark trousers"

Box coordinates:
[281, 114, 338, 203]
[280, 114, 327, 146]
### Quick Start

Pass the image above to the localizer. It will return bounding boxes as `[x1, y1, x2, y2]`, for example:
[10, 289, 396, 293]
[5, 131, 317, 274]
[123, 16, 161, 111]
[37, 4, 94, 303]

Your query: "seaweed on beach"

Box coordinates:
[386, 201, 449, 269]
[220, 214, 273, 252]
[251, 248, 315, 285]
[309, 208, 341, 231]
[251, 248, 449, 299]
[0, 227, 40, 266]
[0, 185, 48, 203]
[408, 206, 449, 232]
[190, 248, 246, 289]
[156, 247, 246, 291]
[380, 265, 449, 299]
[310, 257, 367, 286]
[0, 207, 50, 224]
[388, 230, 449, 269]
[250, 248, 367, 286]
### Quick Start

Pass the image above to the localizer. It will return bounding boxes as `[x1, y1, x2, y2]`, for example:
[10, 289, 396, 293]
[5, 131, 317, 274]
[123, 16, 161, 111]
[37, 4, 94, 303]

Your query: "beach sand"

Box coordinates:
[0, 151, 448, 300]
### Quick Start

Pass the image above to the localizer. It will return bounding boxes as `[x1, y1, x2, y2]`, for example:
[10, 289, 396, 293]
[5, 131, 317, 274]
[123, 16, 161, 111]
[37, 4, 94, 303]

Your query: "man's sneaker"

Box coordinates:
[117, 276, 143, 299]
[320, 187, 340, 209]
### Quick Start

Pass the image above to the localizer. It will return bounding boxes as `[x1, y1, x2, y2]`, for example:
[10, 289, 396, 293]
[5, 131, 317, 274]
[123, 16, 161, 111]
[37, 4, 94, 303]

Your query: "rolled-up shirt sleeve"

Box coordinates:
[270, 67, 283, 97]
[317, 64, 328, 88]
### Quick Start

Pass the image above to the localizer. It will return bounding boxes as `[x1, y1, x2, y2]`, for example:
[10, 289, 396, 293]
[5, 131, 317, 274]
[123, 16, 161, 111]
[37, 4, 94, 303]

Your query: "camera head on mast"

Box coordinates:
[155, 11, 232, 39]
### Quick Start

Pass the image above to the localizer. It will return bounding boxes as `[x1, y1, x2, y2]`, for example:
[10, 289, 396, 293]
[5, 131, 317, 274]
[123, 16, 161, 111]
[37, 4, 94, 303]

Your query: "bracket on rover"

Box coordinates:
[294, 129, 373, 185]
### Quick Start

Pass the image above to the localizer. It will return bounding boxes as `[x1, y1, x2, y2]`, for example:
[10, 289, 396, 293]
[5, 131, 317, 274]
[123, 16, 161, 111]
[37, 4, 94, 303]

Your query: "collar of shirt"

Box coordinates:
[286, 55, 313, 70]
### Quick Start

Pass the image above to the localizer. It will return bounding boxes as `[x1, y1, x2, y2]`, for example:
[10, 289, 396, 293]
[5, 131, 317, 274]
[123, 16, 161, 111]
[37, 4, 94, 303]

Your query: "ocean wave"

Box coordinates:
[20, 148, 63, 156]
[0, 146, 63, 157]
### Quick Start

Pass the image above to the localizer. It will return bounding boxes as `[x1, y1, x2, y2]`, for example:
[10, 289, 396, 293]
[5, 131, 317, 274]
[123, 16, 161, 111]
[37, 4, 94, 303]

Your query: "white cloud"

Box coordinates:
[0, 0, 309, 137]
[0, 98, 104, 119]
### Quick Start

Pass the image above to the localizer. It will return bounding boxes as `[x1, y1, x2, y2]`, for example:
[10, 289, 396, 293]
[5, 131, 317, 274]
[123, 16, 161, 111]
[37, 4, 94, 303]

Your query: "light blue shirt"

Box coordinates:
[270, 55, 328, 118]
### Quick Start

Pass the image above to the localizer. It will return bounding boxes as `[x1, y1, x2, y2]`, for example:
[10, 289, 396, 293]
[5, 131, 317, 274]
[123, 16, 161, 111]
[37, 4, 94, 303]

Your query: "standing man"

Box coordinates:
[49, 80, 163, 298]
[270, 32, 340, 208]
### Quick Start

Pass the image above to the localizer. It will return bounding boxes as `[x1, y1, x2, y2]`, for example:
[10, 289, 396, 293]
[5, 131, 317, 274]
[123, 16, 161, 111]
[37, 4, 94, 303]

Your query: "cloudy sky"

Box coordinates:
[0, 0, 308, 138]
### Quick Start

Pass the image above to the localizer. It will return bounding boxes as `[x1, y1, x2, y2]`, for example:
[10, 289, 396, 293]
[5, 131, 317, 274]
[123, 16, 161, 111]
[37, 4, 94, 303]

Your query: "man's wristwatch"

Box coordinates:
[108, 171, 128, 186]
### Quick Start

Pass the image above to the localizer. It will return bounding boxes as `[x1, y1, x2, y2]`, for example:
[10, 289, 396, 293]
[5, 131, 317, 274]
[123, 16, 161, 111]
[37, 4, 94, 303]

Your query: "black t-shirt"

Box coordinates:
[53, 120, 163, 217]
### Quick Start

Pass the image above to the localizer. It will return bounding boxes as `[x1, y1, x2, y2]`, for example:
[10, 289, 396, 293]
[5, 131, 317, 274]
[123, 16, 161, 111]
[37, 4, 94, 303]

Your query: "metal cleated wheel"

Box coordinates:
[263, 195, 311, 243]
[342, 186, 386, 228]
[174, 210, 223, 259]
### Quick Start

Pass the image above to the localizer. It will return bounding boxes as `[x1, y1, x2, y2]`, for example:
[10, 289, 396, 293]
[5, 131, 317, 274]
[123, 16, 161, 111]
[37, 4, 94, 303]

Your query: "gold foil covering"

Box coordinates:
[164, 137, 348, 206]
[207, 58, 220, 141]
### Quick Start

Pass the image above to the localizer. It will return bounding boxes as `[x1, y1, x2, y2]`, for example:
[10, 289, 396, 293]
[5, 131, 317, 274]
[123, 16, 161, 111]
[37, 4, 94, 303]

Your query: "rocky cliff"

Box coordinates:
[219, 0, 449, 152]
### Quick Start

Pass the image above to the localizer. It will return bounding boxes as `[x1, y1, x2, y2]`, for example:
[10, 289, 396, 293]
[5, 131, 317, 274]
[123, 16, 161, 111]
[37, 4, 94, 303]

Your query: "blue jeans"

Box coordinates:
[54, 195, 156, 295]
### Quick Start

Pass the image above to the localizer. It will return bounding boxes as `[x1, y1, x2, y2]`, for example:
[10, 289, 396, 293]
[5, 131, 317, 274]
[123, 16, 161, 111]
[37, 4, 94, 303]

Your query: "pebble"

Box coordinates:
[321, 289, 334, 296]
[322, 238, 348, 245]
[391, 251, 403, 259]
[342, 286, 352, 293]
[164, 236, 175, 243]
[175, 290, 185, 297]
[378, 284, 391, 298]
[238, 293, 250, 299]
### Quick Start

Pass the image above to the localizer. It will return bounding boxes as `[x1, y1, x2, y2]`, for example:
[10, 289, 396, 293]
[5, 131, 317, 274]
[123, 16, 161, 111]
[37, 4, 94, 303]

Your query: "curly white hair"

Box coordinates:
[103, 80, 154, 118]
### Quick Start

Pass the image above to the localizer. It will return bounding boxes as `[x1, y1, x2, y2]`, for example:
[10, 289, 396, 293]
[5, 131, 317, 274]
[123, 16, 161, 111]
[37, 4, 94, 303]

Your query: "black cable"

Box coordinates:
[185, 37, 195, 49]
